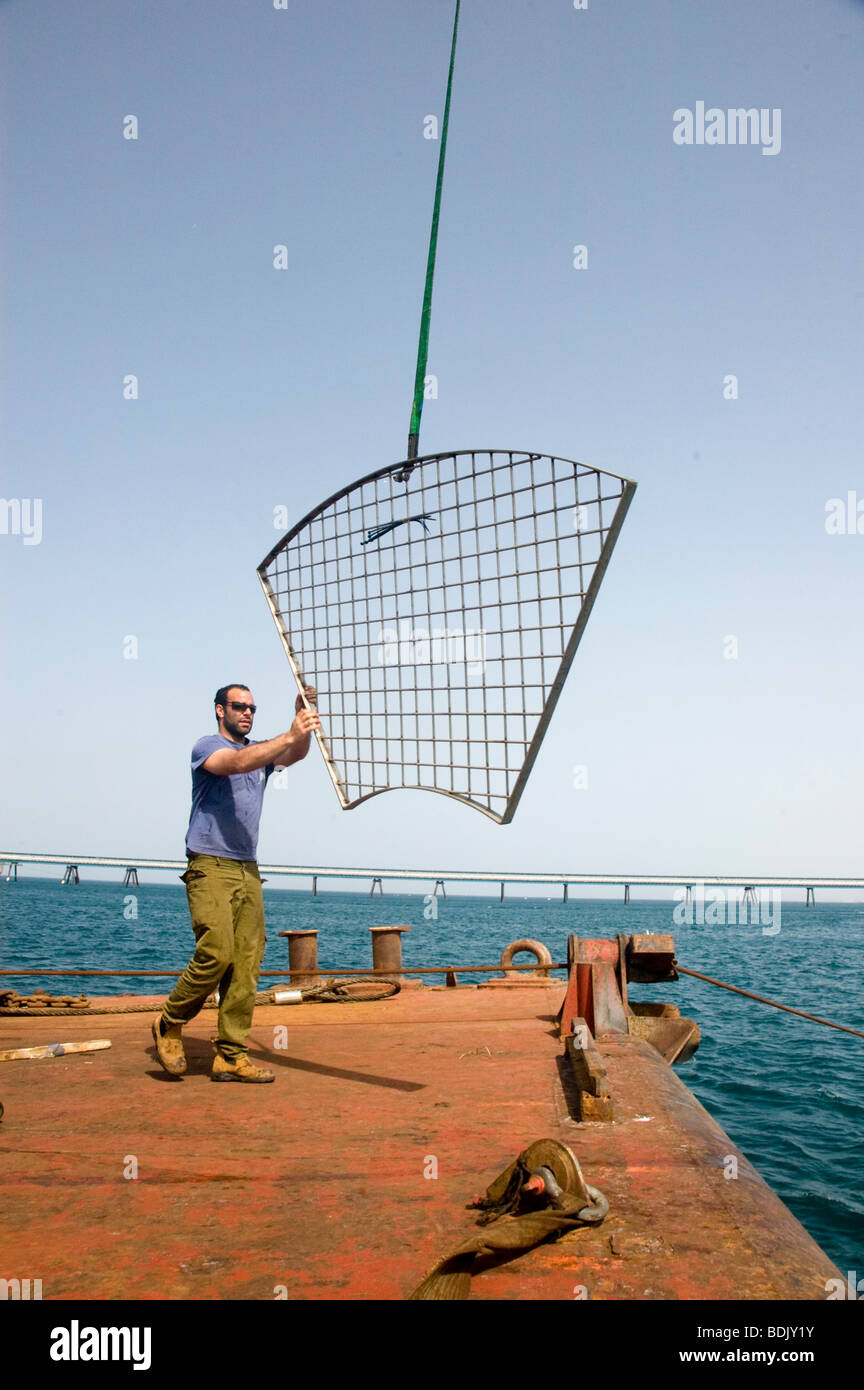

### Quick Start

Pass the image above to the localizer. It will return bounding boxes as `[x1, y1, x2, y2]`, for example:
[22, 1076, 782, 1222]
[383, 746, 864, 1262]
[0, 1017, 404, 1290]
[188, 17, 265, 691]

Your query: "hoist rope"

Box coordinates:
[406, 0, 460, 463]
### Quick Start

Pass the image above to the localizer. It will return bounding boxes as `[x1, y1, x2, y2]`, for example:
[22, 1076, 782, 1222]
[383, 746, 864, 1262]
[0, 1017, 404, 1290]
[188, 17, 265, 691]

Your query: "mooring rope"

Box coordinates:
[0, 979, 399, 1016]
[677, 965, 864, 1039]
[5, 960, 859, 1037]
[0, 962, 566, 979]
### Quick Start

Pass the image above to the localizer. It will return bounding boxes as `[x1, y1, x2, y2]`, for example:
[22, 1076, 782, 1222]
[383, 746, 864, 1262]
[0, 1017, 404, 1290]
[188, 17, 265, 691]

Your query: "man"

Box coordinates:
[152, 682, 320, 1083]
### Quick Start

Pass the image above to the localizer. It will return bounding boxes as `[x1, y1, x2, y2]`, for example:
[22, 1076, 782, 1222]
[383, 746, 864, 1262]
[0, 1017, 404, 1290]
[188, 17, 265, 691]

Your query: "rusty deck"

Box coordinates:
[0, 984, 842, 1301]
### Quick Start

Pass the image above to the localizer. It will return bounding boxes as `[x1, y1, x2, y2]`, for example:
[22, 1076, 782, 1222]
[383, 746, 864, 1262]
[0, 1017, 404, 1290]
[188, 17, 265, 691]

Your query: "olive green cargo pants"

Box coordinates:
[163, 854, 266, 1060]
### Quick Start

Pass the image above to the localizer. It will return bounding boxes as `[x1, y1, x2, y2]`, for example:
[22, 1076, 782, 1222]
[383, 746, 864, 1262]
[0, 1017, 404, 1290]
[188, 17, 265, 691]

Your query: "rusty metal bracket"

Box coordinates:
[626, 934, 678, 983]
[558, 933, 699, 1122]
[564, 1021, 614, 1121]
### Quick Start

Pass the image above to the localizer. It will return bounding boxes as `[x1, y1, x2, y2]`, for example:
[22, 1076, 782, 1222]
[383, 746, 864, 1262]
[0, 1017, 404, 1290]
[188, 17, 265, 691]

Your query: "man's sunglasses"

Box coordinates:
[227, 701, 257, 714]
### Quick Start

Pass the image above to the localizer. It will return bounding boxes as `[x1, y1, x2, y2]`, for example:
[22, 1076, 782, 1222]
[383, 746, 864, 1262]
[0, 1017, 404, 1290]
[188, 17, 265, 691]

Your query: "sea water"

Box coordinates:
[1, 876, 862, 1279]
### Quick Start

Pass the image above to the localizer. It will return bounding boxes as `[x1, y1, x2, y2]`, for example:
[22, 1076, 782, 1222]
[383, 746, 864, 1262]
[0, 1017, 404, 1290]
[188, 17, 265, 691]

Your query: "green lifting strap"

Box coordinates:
[406, 0, 461, 466]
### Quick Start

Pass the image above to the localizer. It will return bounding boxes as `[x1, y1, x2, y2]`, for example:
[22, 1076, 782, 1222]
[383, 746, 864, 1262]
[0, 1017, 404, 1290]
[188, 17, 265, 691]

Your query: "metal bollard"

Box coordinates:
[277, 928, 319, 988]
[369, 925, 416, 987]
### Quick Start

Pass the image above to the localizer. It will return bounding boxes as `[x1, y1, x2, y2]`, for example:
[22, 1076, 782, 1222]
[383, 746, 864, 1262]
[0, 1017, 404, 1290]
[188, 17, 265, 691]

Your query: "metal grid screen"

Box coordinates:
[258, 450, 635, 823]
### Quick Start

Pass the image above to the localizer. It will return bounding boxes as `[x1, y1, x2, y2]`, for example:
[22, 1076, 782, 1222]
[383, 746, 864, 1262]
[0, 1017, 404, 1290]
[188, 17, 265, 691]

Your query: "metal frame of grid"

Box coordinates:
[258, 449, 636, 824]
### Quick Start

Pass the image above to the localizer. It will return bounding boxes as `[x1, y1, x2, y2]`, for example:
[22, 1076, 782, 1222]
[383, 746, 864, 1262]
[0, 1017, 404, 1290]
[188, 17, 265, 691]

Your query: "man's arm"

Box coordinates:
[203, 701, 320, 776]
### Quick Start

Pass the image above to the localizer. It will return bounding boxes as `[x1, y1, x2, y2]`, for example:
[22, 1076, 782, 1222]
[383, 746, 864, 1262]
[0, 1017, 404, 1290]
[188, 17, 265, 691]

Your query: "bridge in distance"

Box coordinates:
[2, 852, 863, 903]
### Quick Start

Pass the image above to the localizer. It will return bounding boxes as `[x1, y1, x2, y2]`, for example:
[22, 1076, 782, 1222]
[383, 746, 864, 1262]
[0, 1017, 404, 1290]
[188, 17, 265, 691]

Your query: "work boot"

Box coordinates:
[211, 1052, 274, 1084]
[151, 1016, 187, 1076]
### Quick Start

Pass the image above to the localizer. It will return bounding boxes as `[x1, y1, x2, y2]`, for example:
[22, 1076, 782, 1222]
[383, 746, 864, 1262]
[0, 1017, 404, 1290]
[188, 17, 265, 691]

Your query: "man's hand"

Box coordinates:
[296, 685, 318, 714]
[289, 686, 320, 745]
[291, 706, 320, 739]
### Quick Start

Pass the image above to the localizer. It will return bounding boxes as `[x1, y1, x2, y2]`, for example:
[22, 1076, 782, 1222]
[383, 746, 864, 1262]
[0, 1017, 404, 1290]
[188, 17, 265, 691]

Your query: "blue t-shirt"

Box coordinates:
[185, 734, 275, 861]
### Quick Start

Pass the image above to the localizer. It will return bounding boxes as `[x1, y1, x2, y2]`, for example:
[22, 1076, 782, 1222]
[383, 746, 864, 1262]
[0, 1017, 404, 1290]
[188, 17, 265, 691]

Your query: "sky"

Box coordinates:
[1, 0, 863, 895]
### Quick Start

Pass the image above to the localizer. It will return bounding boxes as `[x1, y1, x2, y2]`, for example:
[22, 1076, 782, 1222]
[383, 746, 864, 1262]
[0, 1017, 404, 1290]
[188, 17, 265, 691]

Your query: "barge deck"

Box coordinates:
[0, 980, 841, 1301]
